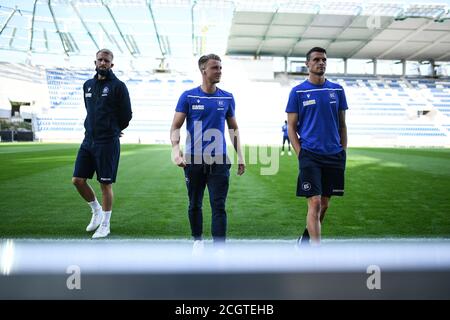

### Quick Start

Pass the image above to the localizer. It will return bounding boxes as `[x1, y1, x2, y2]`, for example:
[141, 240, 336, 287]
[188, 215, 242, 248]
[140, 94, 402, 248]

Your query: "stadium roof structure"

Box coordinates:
[0, 0, 234, 61]
[226, 1, 450, 62]
[0, 0, 450, 64]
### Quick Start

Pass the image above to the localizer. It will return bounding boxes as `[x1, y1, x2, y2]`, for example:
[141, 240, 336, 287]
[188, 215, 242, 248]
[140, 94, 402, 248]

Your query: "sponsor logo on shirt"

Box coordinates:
[329, 91, 337, 103]
[102, 86, 109, 97]
[192, 104, 204, 110]
[302, 99, 316, 107]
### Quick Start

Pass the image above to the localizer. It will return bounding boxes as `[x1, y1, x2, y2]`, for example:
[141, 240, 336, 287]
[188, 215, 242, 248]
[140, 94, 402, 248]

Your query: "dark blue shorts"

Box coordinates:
[296, 148, 346, 197]
[73, 139, 120, 184]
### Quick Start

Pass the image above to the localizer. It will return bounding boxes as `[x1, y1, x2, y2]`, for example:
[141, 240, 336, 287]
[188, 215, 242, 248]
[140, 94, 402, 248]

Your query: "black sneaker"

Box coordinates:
[297, 228, 310, 247]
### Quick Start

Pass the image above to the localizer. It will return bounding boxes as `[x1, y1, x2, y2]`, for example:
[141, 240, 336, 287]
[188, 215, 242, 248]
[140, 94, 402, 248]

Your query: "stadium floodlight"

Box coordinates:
[151, 0, 191, 7]
[319, 1, 362, 16]
[435, 10, 450, 22]
[194, 0, 235, 9]
[361, 3, 404, 17]
[278, 1, 319, 14]
[110, 0, 146, 6]
[396, 4, 447, 21]
[235, 0, 278, 12]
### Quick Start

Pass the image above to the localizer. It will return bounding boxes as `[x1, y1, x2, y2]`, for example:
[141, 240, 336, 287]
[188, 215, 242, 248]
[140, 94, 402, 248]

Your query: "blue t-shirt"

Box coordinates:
[175, 86, 235, 157]
[282, 124, 288, 137]
[285, 79, 348, 155]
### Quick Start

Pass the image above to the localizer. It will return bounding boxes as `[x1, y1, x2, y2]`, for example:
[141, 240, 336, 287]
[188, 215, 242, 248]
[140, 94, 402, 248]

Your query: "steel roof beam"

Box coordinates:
[377, 19, 435, 60]
[47, 0, 69, 56]
[70, 0, 99, 50]
[0, 5, 18, 35]
[28, 0, 38, 52]
[146, 0, 165, 57]
[191, 0, 197, 56]
[325, 6, 362, 52]
[101, 0, 136, 56]
[255, 7, 279, 57]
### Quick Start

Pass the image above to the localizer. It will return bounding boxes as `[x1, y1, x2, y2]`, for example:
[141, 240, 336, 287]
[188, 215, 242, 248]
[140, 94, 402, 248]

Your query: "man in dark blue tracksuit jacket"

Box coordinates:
[72, 49, 132, 239]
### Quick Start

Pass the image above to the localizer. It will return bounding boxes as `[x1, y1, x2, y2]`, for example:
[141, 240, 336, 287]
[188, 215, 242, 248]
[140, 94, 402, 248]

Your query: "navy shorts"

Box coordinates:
[296, 148, 346, 198]
[73, 139, 120, 184]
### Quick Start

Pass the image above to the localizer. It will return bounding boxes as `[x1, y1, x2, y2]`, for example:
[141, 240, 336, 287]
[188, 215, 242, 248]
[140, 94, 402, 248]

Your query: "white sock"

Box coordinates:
[88, 199, 101, 213]
[102, 211, 111, 225]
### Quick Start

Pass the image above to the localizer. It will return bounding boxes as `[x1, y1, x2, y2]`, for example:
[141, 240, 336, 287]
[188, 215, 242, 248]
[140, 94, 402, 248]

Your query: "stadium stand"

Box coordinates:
[1, 61, 450, 146]
[1, 0, 450, 146]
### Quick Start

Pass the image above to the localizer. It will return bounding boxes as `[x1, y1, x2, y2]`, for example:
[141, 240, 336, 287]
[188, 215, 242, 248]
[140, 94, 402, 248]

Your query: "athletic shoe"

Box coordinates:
[92, 222, 110, 239]
[192, 240, 204, 256]
[281, 151, 285, 156]
[86, 209, 103, 232]
[288, 151, 292, 156]
[297, 228, 310, 247]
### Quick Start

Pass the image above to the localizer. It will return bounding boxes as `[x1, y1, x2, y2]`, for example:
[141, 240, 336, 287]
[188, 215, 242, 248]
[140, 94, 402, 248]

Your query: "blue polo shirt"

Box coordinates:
[282, 124, 288, 138]
[176, 86, 235, 158]
[285, 79, 348, 155]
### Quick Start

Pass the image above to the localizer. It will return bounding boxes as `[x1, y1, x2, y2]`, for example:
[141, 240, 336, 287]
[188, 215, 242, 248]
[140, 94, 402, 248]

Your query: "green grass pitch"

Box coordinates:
[0, 143, 449, 239]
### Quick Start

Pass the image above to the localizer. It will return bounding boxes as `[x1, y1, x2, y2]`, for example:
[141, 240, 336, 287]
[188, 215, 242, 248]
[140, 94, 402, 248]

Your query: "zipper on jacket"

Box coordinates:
[91, 79, 102, 140]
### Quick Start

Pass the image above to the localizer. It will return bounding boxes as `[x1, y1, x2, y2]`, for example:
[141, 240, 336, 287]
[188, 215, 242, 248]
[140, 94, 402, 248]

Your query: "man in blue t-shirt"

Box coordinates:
[285, 47, 348, 246]
[170, 54, 245, 252]
[281, 120, 291, 156]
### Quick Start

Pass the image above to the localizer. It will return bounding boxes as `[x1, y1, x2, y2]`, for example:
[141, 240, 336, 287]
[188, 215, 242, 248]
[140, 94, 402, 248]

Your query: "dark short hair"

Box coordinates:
[306, 47, 326, 61]
[198, 54, 221, 70]
[96, 49, 114, 61]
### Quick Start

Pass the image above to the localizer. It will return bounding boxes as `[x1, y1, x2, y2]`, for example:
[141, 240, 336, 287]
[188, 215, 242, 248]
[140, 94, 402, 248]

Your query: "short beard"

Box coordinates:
[311, 70, 325, 76]
[96, 67, 110, 77]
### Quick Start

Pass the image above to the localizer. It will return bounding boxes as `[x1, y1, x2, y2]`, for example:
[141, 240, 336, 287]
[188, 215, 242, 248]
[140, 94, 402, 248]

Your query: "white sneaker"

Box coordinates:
[281, 151, 285, 156]
[288, 151, 292, 156]
[86, 209, 103, 232]
[192, 240, 204, 256]
[92, 222, 110, 239]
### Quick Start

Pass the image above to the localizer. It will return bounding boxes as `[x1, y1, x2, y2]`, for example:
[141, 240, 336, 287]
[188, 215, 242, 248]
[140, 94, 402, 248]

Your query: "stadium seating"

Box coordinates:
[1, 62, 450, 146]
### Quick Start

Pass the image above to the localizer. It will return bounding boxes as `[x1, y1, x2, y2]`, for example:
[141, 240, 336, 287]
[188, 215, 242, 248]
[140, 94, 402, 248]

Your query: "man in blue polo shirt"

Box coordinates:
[285, 47, 348, 246]
[170, 54, 245, 252]
[281, 120, 291, 156]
